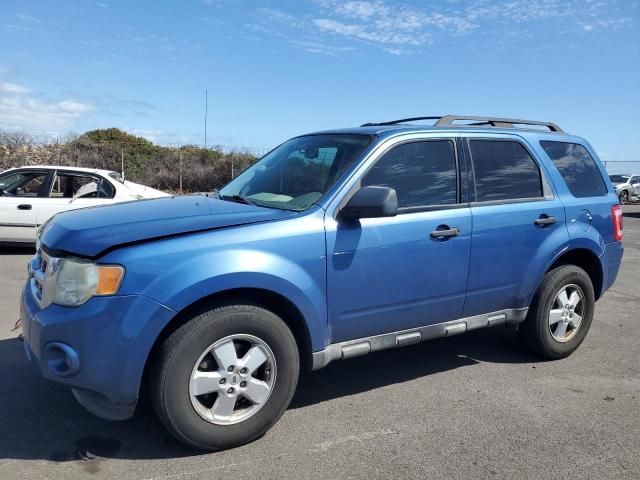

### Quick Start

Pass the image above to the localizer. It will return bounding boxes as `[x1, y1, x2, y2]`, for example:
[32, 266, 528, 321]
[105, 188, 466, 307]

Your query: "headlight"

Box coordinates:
[43, 258, 124, 306]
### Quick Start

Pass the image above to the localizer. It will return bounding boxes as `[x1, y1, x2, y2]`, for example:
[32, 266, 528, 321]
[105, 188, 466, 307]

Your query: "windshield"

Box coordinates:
[609, 175, 630, 183]
[218, 134, 372, 210]
[108, 171, 124, 183]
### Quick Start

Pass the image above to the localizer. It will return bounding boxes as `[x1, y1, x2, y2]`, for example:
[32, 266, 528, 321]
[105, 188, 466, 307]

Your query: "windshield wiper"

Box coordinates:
[218, 194, 257, 206]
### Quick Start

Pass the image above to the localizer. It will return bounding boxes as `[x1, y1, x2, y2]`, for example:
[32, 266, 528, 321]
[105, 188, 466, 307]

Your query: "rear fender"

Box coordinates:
[525, 237, 605, 305]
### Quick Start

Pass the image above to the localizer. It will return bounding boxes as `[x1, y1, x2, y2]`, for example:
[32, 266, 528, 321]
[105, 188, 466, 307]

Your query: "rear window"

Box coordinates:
[541, 141, 607, 197]
[469, 140, 543, 202]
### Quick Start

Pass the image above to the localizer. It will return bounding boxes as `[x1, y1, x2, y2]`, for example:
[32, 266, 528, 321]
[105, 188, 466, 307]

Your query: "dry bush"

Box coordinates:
[0, 129, 260, 193]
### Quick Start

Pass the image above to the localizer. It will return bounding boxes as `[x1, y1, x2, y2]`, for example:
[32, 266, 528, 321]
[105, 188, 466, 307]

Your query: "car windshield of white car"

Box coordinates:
[609, 175, 630, 183]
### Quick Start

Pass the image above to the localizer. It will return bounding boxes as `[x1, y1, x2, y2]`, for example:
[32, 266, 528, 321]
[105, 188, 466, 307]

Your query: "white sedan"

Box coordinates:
[0, 166, 169, 244]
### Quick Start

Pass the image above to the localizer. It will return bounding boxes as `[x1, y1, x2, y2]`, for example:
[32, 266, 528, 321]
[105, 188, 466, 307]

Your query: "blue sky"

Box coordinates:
[0, 0, 639, 165]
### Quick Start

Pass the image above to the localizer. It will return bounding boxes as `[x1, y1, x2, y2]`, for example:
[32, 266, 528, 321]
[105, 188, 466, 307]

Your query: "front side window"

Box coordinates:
[541, 141, 607, 197]
[0, 171, 48, 197]
[0, 172, 27, 190]
[219, 134, 372, 211]
[470, 140, 543, 202]
[362, 140, 457, 209]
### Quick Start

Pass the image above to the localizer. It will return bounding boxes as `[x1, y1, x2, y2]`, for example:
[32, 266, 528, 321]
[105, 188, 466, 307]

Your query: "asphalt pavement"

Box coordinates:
[1, 206, 639, 479]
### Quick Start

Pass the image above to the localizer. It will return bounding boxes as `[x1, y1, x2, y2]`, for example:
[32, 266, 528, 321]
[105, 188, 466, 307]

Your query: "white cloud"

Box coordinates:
[252, 0, 633, 56]
[0, 78, 94, 132]
[127, 128, 203, 145]
[2, 24, 38, 33]
[312, 18, 429, 46]
[257, 8, 299, 25]
[0, 81, 30, 94]
[16, 13, 42, 23]
[329, 0, 389, 19]
[288, 39, 356, 56]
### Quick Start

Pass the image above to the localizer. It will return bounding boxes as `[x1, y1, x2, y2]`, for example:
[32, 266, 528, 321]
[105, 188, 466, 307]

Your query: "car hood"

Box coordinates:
[40, 195, 299, 258]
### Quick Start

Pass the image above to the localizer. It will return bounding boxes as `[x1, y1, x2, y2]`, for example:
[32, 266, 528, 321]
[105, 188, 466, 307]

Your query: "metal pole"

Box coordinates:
[179, 151, 183, 193]
[121, 147, 125, 181]
[204, 89, 208, 149]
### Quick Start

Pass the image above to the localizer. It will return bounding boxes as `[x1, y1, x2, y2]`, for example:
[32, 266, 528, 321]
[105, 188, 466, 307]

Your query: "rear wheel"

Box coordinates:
[150, 304, 299, 450]
[518, 265, 595, 359]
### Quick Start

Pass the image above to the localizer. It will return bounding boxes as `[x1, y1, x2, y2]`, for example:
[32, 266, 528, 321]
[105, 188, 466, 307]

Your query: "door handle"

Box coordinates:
[430, 227, 459, 239]
[534, 215, 556, 226]
[17, 204, 32, 210]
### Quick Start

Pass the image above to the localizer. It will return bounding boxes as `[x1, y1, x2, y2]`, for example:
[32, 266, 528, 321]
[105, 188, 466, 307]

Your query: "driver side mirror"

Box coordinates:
[340, 186, 398, 219]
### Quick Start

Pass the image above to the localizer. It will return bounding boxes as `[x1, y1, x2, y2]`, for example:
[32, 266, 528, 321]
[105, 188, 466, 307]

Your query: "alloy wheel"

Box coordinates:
[619, 191, 628, 204]
[548, 284, 585, 343]
[189, 334, 277, 425]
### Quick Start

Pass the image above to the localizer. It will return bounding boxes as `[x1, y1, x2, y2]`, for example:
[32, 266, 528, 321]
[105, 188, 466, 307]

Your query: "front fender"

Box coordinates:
[104, 211, 328, 350]
[160, 250, 327, 350]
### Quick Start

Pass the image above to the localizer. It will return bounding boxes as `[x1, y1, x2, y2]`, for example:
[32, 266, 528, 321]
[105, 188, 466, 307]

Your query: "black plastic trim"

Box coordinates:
[0, 222, 37, 228]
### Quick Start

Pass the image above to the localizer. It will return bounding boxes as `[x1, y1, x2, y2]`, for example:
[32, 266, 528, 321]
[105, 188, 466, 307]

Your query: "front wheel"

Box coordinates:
[518, 265, 595, 359]
[619, 190, 629, 204]
[150, 304, 300, 450]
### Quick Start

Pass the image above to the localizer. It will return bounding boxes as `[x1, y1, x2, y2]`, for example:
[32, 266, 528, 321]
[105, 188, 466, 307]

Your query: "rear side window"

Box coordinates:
[362, 140, 457, 208]
[469, 140, 543, 202]
[541, 141, 607, 197]
[50, 174, 115, 199]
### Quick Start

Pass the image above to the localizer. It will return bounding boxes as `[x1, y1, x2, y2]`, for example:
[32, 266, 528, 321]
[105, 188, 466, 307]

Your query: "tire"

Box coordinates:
[150, 303, 300, 450]
[517, 265, 595, 360]
[619, 190, 629, 204]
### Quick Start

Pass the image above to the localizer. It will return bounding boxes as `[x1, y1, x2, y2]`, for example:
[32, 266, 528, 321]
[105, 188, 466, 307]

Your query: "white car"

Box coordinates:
[609, 174, 640, 204]
[0, 166, 169, 244]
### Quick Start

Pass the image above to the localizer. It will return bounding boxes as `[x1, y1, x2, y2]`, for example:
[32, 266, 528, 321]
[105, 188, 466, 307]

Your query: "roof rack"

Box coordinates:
[361, 115, 564, 133]
[361, 116, 442, 127]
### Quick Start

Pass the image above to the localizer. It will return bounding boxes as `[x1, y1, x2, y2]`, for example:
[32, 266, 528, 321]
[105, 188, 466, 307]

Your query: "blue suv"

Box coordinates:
[21, 115, 624, 450]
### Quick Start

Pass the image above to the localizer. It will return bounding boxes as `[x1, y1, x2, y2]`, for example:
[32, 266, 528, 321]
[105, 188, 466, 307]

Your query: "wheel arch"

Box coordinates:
[141, 287, 315, 390]
[544, 247, 604, 300]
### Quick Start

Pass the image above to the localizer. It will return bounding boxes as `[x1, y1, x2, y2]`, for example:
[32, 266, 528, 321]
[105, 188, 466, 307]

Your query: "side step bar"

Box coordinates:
[311, 308, 528, 370]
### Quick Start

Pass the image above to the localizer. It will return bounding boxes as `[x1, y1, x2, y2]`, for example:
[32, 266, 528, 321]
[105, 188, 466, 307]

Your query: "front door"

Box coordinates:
[0, 170, 52, 242]
[630, 176, 640, 199]
[325, 138, 471, 343]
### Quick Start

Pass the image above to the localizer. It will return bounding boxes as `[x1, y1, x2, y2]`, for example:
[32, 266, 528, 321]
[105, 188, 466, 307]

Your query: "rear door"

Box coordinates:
[462, 134, 568, 317]
[36, 171, 116, 226]
[0, 169, 52, 242]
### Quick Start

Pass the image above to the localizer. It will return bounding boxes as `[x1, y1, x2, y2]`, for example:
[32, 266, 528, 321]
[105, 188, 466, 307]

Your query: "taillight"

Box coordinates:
[612, 204, 623, 241]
